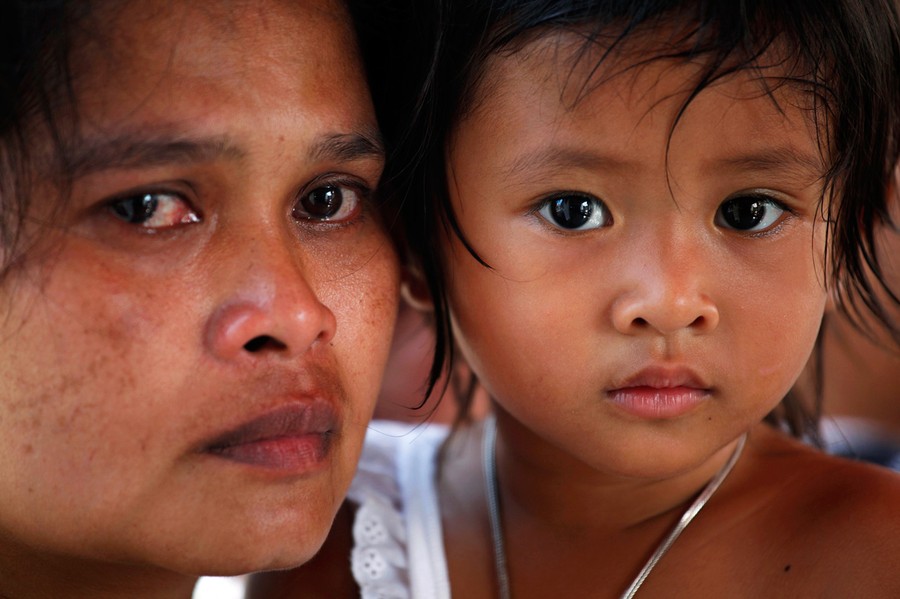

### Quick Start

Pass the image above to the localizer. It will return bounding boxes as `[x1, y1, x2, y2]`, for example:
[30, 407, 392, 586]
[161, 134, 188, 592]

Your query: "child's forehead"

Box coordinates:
[453, 27, 826, 191]
[462, 26, 826, 160]
[478, 26, 809, 115]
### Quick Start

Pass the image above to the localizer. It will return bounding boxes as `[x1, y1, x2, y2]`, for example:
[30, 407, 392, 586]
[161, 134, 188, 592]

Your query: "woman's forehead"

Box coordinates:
[71, 0, 356, 92]
[38, 0, 372, 170]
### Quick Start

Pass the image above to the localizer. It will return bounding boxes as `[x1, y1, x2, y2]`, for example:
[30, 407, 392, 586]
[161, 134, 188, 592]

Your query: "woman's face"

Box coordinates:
[0, 0, 398, 577]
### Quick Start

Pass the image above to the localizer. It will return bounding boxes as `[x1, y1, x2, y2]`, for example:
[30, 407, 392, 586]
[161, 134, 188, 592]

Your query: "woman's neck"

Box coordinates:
[0, 543, 197, 599]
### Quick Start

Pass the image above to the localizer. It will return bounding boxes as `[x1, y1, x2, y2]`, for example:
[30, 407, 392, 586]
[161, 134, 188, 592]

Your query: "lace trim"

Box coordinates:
[351, 489, 410, 599]
[350, 424, 412, 599]
[350, 422, 452, 599]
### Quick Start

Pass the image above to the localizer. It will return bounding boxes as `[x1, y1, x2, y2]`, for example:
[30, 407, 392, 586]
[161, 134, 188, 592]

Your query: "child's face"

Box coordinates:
[0, 0, 398, 577]
[444, 33, 828, 476]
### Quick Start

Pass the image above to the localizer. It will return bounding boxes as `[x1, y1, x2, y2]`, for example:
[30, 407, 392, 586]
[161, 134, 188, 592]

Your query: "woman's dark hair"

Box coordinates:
[0, 1, 80, 278]
[394, 0, 900, 438]
[346, 0, 440, 249]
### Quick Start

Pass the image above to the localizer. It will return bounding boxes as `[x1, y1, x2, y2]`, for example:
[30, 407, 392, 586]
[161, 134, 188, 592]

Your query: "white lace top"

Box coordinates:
[347, 420, 452, 599]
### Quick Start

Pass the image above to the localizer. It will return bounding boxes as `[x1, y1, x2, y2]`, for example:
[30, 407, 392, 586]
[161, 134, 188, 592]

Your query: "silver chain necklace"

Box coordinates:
[481, 415, 747, 599]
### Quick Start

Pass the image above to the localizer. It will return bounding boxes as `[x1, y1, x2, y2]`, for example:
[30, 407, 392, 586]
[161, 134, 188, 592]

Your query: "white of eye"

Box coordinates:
[142, 194, 200, 228]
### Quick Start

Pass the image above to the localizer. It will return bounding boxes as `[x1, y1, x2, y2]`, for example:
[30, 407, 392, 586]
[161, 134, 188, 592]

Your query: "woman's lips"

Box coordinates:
[607, 367, 712, 419]
[202, 401, 337, 471]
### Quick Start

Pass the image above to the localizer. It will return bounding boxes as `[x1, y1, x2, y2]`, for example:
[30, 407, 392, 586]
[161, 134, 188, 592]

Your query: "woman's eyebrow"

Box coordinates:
[59, 128, 384, 178]
[61, 133, 245, 177]
[308, 130, 385, 163]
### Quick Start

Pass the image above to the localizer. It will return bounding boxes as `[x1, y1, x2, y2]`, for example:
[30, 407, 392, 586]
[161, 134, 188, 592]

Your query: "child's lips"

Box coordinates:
[614, 365, 710, 390]
[200, 400, 337, 472]
[606, 366, 712, 419]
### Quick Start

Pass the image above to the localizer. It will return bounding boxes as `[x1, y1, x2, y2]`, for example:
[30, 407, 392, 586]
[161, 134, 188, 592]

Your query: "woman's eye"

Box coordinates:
[292, 184, 365, 223]
[108, 192, 200, 229]
[537, 194, 609, 231]
[715, 195, 786, 233]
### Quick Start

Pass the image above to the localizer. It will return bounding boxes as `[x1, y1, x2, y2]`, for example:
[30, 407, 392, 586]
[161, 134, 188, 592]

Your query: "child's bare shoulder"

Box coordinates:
[749, 424, 900, 511]
[739, 425, 900, 594]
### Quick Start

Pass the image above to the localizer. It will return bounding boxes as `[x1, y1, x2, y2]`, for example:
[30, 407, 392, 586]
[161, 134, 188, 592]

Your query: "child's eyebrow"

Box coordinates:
[504, 146, 637, 179]
[712, 147, 824, 180]
[503, 145, 823, 182]
[58, 129, 384, 178]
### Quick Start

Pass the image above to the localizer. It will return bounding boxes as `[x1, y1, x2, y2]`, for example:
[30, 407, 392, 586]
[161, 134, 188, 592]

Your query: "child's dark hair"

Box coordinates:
[394, 0, 900, 438]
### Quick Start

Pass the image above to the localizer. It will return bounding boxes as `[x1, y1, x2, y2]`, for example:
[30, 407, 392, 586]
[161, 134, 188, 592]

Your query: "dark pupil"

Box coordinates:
[112, 194, 157, 223]
[300, 186, 342, 219]
[549, 196, 592, 229]
[722, 197, 765, 230]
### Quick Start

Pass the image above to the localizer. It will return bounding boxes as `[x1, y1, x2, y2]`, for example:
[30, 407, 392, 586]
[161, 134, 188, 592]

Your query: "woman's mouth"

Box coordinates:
[201, 401, 337, 472]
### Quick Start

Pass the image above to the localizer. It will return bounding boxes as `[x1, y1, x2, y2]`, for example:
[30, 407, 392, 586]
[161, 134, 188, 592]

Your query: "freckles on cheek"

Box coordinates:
[3, 259, 183, 457]
[0, 351, 135, 509]
[327, 249, 400, 396]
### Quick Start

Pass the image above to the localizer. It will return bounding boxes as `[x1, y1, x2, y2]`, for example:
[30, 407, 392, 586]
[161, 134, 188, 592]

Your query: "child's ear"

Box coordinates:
[825, 286, 838, 313]
[889, 164, 900, 220]
[400, 265, 433, 313]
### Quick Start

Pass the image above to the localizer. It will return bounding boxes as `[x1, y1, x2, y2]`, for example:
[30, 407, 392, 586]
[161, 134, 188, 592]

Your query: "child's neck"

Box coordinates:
[489, 407, 743, 532]
[438, 408, 750, 597]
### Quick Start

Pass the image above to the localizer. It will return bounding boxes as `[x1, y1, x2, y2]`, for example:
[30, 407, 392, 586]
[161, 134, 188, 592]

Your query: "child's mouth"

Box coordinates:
[607, 366, 712, 419]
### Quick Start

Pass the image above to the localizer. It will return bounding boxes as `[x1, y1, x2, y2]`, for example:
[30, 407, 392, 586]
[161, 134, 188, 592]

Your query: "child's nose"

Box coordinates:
[611, 232, 720, 337]
[203, 233, 337, 363]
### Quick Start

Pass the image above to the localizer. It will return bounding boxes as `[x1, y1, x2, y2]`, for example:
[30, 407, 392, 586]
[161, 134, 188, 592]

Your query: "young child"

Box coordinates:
[251, 1, 900, 597]
[0, 1, 401, 597]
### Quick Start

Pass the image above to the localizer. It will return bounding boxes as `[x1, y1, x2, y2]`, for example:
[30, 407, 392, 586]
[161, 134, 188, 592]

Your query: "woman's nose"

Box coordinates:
[204, 238, 337, 362]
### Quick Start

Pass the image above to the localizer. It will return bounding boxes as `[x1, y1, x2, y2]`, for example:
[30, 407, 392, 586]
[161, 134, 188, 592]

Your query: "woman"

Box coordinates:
[0, 0, 399, 596]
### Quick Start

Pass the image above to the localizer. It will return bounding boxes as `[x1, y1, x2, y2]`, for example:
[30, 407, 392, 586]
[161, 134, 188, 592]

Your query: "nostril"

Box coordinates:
[243, 335, 288, 353]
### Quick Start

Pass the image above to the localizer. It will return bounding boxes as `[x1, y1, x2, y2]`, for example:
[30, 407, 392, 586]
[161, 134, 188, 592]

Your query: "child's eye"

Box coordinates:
[108, 192, 200, 230]
[715, 194, 787, 233]
[292, 183, 367, 223]
[537, 193, 610, 231]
